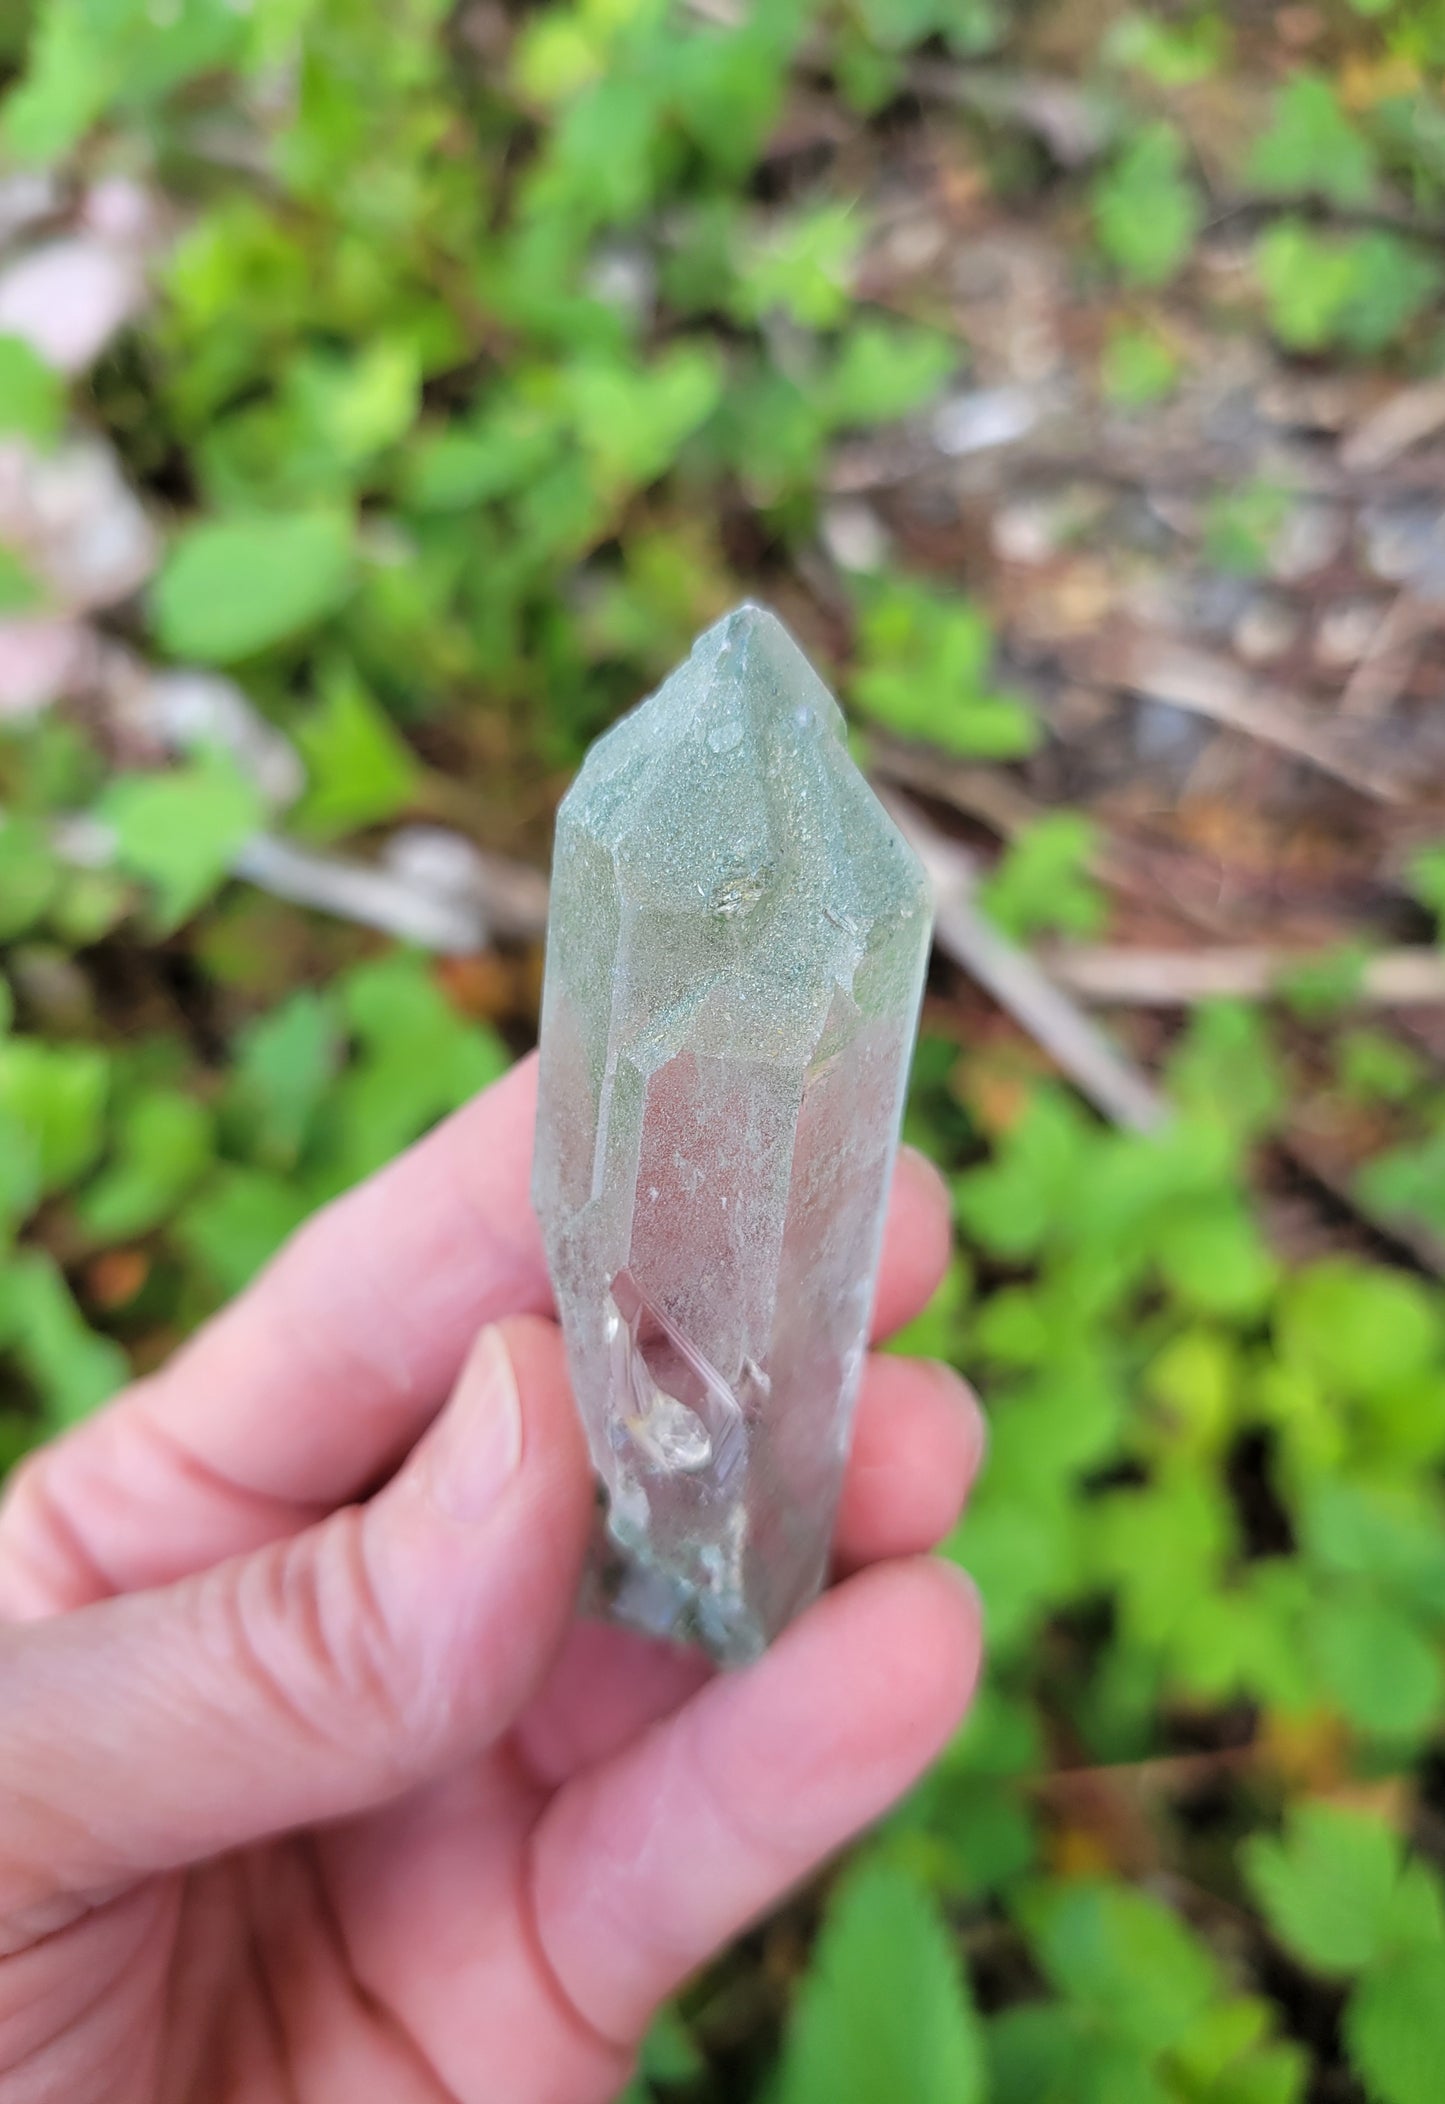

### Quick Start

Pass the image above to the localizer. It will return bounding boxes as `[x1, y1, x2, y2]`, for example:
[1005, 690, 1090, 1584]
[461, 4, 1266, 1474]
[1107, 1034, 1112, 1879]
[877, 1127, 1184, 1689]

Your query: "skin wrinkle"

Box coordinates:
[300, 1834, 461, 2104]
[0, 1454, 122, 1618]
[0, 1041, 976, 2102]
[502, 1743, 638, 2083]
[123, 1401, 330, 1548]
[240, 1860, 301, 2104]
[0, 1898, 151, 2083]
[228, 1519, 429, 1793]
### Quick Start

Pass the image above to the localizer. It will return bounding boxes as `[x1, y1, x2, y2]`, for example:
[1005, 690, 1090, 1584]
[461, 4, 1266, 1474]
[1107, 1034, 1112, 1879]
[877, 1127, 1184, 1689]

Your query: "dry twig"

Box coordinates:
[1046, 946, 1445, 1007]
[881, 791, 1168, 1133]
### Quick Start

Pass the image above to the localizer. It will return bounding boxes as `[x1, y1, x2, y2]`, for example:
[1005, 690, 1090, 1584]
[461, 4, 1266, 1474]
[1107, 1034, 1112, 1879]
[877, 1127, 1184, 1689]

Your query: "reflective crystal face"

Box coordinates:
[532, 605, 933, 1660]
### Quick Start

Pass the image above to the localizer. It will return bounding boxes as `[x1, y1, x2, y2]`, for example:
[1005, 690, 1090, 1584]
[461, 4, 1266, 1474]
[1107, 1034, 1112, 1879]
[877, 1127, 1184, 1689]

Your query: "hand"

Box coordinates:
[0, 1055, 984, 2104]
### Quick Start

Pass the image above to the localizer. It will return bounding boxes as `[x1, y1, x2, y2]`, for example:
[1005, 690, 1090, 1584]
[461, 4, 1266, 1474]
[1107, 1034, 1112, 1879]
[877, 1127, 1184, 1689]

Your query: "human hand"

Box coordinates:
[0, 1055, 984, 2104]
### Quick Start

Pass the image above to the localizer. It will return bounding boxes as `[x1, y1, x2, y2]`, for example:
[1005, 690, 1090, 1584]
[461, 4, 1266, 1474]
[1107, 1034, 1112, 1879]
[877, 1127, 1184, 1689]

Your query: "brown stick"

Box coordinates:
[1045, 945, 1445, 1006]
[881, 792, 1169, 1132]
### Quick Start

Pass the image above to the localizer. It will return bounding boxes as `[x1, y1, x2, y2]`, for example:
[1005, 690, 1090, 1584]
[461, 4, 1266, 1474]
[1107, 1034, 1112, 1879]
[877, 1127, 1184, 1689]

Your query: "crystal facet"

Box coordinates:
[532, 605, 933, 1661]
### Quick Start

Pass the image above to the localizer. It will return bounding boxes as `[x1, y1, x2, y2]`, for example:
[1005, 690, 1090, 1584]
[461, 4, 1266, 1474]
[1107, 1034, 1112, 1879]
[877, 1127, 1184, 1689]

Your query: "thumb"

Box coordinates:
[0, 1317, 592, 1936]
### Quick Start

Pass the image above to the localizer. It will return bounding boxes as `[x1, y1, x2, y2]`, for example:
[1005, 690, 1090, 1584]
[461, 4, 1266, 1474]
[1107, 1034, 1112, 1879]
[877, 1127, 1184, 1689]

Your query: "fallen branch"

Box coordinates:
[867, 738, 1044, 838]
[1338, 589, 1434, 719]
[1343, 375, 1445, 473]
[881, 791, 1168, 1133]
[1109, 639, 1415, 802]
[1046, 946, 1445, 1006]
[231, 835, 486, 953]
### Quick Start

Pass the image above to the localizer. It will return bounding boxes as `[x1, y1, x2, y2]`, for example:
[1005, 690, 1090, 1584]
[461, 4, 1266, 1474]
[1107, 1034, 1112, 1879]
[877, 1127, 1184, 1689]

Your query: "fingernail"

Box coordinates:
[427, 1327, 524, 1523]
[926, 1360, 988, 1480]
[941, 1558, 986, 1635]
[900, 1142, 951, 1212]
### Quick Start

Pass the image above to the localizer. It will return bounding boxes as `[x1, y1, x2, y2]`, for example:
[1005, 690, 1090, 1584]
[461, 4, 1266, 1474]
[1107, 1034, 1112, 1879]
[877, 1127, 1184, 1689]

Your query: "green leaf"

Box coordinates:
[294, 661, 418, 839]
[0, 1248, 126, 1425]
[1334, 235, 1442, 355]
[822, 320, 957, 428]
[320, 952, 510, 1190]
[78, 1090, 214, 1241]
[0, 543, 43, 616]
[5, 0, 244, 163]
[1245, 1802, 1406, 1974]
[1105, 13, 1229, 85]
[980, 815, 1105, 942]
[1092, 124, 1202, 287]
[732, 202, 862, 329]
[175, 1165, 311, 1297]
[0, 333, 64, 445]
[0, 1038, 109, 1197]
[1155, 1200, 1277, 1318]
[638, 2005, 705, 2084]
[225, 990, 341, 1171]
[99, 751, 265, 927]
[1256, 223, 1442, 356]
[852, 580, 1039, 759]
[0, 816, 62, 940]
[1337, 1029, 1426, 1107]
[1203, 479, 1292, 577]
[1312, 1594, 1444, 1741]
[1277, 1259, 1441, 1403]
[774, 1857, 983, 2104]
[1247, 75, 1379, 208]
[1345, 1941, 1445, 2104]
[1023, 1880, 1218, 2056]
[565, 344, 723, 497]
[1280, 942, 1372, 1020]
[1100, 324, 1181, 408]
[1255, 222, 1360, 351]
[1406, 840, 1445, 938]
[152, 510, 354, 663]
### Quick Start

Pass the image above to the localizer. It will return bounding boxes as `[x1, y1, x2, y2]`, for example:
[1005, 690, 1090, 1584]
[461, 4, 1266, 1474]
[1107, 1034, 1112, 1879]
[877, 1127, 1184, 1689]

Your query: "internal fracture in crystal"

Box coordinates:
[532, 605, 933, 1661]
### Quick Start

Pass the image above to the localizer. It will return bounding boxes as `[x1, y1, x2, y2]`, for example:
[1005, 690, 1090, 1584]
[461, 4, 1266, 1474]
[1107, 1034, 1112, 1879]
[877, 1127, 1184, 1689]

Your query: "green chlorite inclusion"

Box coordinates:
[532, 605, 933, 1661]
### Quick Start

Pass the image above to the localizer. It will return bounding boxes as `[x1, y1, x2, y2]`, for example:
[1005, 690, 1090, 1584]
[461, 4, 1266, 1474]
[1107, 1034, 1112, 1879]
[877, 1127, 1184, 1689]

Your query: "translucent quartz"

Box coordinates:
[532, 605, 933, 1660]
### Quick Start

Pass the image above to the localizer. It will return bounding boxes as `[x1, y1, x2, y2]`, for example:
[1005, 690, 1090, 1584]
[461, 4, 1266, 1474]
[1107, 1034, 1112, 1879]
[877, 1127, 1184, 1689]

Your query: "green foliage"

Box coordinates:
[773, 1857, 983, 2104]
[1246, 1803, 1413, 1974]
[0, 333, 63, 445]
[1247, 75, 1380, 207]
[980, 815, 1105, 942]
[1100, 324, 1181, 408]
[1203, 479, 1291, 577]
[293, 662, 418, 839]
[78, 1090, 213, 1241]
[1104, 12, 1230, 85]
[1256, 222, 1442, 355]
[0, 544, 41, 616]
[97, 750, 266, 927]
[852, 581, 1039, 758]
[1345, 1942, 1445, 2104]
[1406, 840, 1445, 939]
[4, 2, 1445, 2098]
[1092, 124, 1203, 288]
[152, 512, 355, 664]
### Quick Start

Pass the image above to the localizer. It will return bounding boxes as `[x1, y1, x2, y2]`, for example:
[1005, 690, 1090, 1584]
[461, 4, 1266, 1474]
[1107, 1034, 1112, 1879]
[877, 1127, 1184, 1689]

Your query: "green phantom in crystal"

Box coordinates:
[532, 605, 933, 1661]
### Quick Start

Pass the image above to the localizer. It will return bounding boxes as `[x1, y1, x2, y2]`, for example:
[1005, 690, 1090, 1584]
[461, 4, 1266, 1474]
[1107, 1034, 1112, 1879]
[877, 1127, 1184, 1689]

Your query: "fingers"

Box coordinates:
[514, 1353, 984, 1788]
[834, 1355, 984, 1572]
[0, 1320, 592, 1929]
[0, 1058, 953, 1619]
[530, 1558, 983, 2048]
[0, 1055, 550, 1617]
[872, 1145, 952, 1340]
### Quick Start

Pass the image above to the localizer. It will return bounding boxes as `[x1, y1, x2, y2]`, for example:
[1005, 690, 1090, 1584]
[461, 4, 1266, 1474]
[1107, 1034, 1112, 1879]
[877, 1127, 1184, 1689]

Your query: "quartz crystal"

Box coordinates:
[532, 605, 933, 1661]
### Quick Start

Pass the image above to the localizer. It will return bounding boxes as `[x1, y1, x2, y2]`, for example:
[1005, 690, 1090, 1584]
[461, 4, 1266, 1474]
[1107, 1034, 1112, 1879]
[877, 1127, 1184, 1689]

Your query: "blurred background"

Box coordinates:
[3, 1, 1445, 2097]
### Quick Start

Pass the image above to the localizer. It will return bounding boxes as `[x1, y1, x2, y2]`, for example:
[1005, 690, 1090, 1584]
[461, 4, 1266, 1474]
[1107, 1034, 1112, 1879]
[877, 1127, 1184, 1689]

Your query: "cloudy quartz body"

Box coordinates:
[532, 605, 933, 1660]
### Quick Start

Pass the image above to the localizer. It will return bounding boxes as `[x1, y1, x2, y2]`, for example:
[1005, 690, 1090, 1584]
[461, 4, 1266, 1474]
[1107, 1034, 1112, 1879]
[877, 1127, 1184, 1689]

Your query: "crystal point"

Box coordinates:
[532, 605, 933, 1660]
